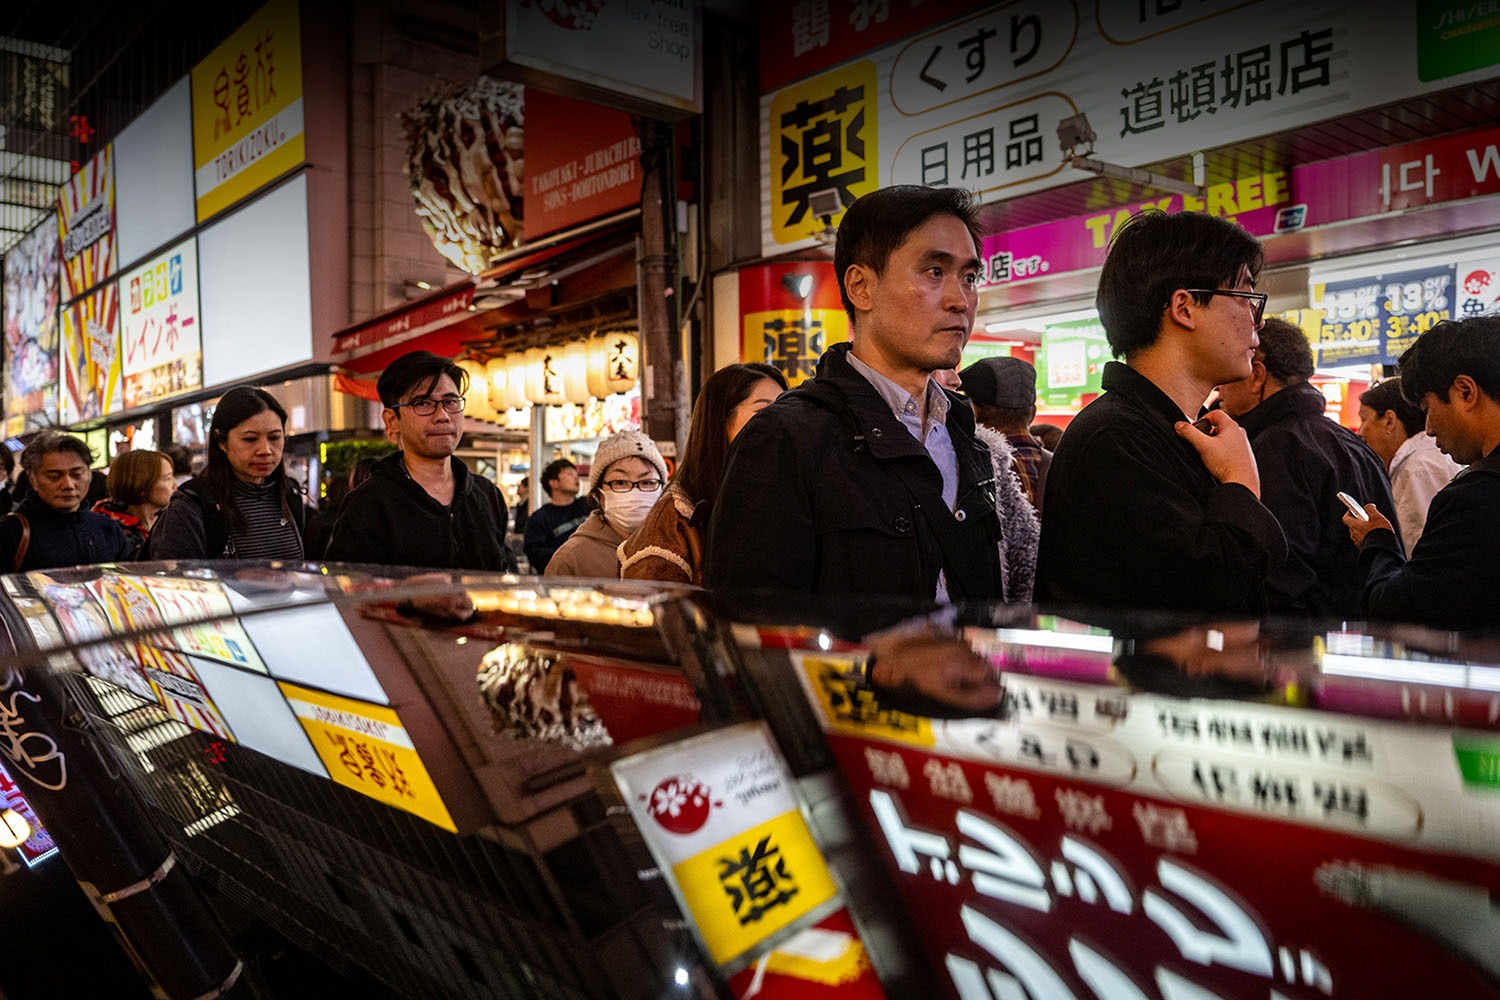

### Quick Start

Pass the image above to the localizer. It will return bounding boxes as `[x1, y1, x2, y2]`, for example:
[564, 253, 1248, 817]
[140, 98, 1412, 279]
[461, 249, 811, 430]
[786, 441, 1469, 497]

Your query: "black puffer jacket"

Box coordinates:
[706, 343, 1005, 609]
[0, 494, 133, 572]
[325, 452, 516, 572]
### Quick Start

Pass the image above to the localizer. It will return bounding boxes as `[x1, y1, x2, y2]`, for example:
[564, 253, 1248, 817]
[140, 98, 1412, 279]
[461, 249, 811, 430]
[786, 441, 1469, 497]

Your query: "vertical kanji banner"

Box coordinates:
[190, 0, 304, 222]
[59, 280, 122, 422]
[56, 144, 116, 302]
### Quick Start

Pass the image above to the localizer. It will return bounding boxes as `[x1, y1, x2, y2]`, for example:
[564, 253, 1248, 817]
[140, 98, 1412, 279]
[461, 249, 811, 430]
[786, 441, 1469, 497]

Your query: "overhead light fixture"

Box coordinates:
[403, 279, 437, 300]
[782, 273, 814, 299]
[1057, 113, 1205, 199]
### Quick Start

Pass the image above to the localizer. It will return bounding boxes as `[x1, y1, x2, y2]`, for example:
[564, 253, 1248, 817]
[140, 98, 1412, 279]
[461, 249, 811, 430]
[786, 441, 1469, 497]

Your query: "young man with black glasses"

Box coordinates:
[1036, 211, 1287, 614]
[326, 350, 517, 571]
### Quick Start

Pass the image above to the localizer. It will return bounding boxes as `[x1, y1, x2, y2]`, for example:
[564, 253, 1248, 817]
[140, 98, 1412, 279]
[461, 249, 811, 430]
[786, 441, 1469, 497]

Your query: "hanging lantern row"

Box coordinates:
[458, 330, 640, 419]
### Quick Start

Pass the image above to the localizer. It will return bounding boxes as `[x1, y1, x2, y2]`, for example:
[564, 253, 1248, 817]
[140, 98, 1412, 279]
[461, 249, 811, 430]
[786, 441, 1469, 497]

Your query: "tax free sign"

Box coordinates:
[759, 0, 1500, 255]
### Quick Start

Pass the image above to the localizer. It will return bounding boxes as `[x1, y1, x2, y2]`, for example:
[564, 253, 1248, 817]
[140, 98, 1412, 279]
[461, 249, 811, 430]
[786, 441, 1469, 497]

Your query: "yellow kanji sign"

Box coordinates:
[768, 61, 879, 246]
[800, 655, 935, 747]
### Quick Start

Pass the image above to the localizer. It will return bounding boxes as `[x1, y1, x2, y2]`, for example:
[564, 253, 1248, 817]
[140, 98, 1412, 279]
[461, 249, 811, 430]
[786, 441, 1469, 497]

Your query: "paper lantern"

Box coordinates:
[485, 358, 508, 411]
[523, 347, 567, 405]
[560, 340, 591, 405]
[586, 330, 640, 398]
[457, 358, 494, 421]
[0, 809, 29, 849]
[505, 354, 530, 410]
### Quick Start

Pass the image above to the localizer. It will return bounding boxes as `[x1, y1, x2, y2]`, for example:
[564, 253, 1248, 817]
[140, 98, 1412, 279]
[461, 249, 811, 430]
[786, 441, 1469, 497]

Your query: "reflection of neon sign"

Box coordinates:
[0, 759, 59, 868]
[871, 788, 1335, 998]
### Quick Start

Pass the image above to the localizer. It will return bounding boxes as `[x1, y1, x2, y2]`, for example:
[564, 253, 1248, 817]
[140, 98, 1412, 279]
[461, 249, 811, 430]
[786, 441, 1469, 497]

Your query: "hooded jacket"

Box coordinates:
[0, 494, 133, 572]
[325, 451, 516, 572]
[706, 343, 1008, 611]
[543, 510, 627, 579]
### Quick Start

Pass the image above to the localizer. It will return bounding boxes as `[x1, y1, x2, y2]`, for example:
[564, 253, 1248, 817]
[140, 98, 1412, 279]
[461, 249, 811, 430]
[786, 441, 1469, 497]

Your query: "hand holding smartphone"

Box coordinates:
[1337, 491, 1369, 521]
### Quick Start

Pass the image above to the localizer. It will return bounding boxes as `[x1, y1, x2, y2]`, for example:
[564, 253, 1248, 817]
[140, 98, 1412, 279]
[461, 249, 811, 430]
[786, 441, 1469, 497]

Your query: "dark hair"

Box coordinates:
[541, 458, 576, 497]
[206, 386, 290, 534]
[1255, 317, 1314, 383]
[834, 185, 984, 326]
[1398, 315, 1500, 405]
[20, 432, 94, 475]
[1030, 423, 1063, 450]
[0, 446, 13, 477]
[676, 363, 789, 513]
[163, 443, 193, 476]
[377, 350, 468, 408]
[348, 457, 379, 491]
[974, 404, 1033, 434]
[1360, 377, 1425, 437]
[1096, 210, 1264, 358]
[108, 449, 170, 506]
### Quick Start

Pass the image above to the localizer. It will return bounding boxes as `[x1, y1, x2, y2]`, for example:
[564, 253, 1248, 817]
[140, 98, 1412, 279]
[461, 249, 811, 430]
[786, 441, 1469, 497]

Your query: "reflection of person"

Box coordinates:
[865, 624, 1005, 716]
[93, 449, 176, 558]
[708, 186, 1015, 606]
[546, 432, 668, 579]
[1036, 211, 1286, 614]
[325, 351, 516, 572]
[1214, 318, 1397, 618]
[523, 459, 589, 573]
[1357, 377, 1462, 549]
[149, 386, 305, 560]
[1344, 317, 1500, 630]
[1317, 862, 1500, 983]
[0, 433, 132, 572]
[619, 363, 787, 585]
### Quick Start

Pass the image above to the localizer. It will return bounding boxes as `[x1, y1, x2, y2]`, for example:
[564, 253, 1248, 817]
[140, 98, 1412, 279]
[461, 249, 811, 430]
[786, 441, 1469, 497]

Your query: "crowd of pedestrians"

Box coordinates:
[0, 185, 1494, 634]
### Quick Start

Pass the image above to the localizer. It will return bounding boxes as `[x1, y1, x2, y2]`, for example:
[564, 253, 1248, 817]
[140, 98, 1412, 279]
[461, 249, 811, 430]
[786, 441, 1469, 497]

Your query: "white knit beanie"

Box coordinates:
[589, 430, 668, 484]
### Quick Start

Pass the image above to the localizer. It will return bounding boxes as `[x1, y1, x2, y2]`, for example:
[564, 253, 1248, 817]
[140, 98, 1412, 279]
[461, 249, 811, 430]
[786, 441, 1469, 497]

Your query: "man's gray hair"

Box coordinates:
[20, 432, 95, 475]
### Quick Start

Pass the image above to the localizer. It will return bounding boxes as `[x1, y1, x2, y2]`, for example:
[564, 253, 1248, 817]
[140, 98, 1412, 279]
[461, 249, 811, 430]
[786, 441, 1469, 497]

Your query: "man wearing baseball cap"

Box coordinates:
[960, 356, 1050, 513]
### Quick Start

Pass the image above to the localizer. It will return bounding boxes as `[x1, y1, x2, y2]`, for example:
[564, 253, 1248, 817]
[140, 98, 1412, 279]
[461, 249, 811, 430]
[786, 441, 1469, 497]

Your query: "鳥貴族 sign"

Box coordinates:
[189, 0, 305, 222]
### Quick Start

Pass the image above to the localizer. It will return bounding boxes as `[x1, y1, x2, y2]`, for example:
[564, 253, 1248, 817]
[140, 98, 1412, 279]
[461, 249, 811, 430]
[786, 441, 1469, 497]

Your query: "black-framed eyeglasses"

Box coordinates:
[1182, 288, 1268, 328]
[601, 478, 663, 493]
[391, 395, 466, 416]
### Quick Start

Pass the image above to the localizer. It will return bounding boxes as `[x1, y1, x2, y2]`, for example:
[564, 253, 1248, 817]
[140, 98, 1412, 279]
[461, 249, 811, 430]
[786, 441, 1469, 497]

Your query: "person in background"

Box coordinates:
[348, 457, 379, 493]
[1357, 376, 1462, 549]
[960, 356, 1051, 513]
[708, 185, 1018, 607]
[1030, 422, 1062, 452]
[511, 475, 530, 534]
[620, 363, 788, 584]
[0, 433, 132, 572]
[0, 446, 14, 515]
[93, 449, 176, 558]
[523, 458, 589, 572]
[325, 350, 515, 571]
[1214, 317, 1396, 619]
[149, 386, 305, 560]
[1344, 316, 1500, 630]
[164, 443, 194, 486]
[1036, 210, 1286, 614]
[545, 431, 668, 578]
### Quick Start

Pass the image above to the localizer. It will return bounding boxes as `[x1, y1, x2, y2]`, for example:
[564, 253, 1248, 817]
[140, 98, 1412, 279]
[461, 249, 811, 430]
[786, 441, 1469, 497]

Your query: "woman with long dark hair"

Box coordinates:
[618, 362, 787, 584]
[148, 386, 305, 560]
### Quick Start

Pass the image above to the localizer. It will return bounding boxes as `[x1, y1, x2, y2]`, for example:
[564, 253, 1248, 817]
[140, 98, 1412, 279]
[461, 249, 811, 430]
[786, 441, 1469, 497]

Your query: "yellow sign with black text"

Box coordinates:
[280, 681, 456, 832]
[768, 61, 879, 246]
[190, 0, 305, 221]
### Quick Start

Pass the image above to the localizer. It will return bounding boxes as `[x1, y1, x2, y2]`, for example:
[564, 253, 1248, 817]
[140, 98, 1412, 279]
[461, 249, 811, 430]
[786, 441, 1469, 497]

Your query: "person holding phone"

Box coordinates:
[1342, 316, 1500, 630]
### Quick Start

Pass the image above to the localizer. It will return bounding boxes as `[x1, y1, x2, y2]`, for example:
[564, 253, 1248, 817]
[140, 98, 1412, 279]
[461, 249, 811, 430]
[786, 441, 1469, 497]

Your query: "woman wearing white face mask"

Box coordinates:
[543, 430, 668, 579]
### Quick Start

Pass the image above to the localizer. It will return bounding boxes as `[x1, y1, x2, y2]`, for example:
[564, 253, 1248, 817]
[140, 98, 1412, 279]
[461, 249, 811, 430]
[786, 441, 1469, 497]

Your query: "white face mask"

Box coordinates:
[602, 487, 660, 536]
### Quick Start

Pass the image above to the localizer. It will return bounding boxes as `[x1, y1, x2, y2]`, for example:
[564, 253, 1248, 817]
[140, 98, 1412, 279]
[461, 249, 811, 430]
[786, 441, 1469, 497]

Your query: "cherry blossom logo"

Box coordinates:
[643, 774, 720, 835]
[1464, 269, 1491, 296]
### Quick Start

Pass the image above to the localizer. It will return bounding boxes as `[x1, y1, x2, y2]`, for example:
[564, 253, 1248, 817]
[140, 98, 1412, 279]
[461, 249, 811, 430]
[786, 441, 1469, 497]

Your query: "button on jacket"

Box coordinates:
[325, 452, 516, 572]
[706, 343, 1007, 609]
[1037, 362, 1288, 615]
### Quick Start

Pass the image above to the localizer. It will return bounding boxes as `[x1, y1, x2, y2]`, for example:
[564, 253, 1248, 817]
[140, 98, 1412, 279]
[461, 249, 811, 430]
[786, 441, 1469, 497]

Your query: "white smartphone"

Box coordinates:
[1337, 491, 1369, 521]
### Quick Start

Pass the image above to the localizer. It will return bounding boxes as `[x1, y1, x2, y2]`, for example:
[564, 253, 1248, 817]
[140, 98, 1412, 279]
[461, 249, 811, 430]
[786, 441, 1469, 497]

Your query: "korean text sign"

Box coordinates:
[189, 0, 305, 222]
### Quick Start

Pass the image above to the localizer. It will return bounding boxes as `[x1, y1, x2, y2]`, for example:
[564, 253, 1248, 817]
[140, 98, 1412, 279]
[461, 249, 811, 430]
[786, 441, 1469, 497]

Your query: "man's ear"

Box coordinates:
[842, 264, 876, 315]
[381, 407, 399, 436]
[1453, 375, 1480, 410]
[1166, 289, 1198, 330]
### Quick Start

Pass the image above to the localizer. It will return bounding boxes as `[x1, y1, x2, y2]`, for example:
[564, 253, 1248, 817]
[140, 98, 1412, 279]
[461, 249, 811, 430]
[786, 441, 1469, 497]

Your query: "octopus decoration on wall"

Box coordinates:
[401, 76, 525, 275]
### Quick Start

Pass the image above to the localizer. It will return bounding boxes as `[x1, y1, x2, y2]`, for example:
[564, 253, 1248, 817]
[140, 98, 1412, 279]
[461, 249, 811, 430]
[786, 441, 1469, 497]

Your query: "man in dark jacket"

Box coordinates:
[0, 433, 132, 572]
[326, 351, 516, 572]
[1344, 316, 1500, 630]
[1215, 318, 1397, 618]
[1036, 211, 1287, 615]
[706, 185, 1008, 608]
[522, 459, 588, 573]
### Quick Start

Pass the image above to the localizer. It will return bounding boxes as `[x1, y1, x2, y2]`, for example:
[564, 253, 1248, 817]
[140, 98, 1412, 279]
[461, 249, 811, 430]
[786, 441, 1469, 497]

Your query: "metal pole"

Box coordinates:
[637, 118, 685, 451]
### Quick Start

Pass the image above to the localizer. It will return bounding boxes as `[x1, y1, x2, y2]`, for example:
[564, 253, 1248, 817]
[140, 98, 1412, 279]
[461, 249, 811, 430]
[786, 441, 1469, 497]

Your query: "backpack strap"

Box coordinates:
[5, 512, 29, 573]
